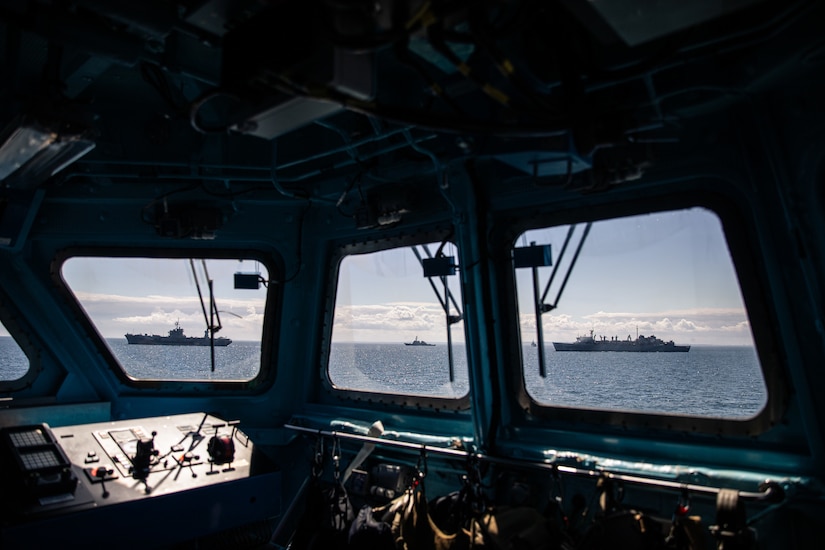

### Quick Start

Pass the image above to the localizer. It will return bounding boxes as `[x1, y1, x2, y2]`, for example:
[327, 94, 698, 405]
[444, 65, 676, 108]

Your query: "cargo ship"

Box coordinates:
[125, 322, 231, 346]
[553, 330, 689, 352]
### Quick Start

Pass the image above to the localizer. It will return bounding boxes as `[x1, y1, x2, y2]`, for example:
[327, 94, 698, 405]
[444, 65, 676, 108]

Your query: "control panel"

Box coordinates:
[0, 412, 280, 549]
[0, 424, 78, 505]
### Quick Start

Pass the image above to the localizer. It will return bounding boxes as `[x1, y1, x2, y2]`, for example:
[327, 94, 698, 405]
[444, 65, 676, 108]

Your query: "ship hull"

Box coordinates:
[125, 334, 231, 346]
[552, 342, 689, 352]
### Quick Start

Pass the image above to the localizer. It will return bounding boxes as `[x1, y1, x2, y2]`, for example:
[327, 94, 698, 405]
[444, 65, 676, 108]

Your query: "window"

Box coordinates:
[62, 257, 268, 381]
[515, 207, 767, 419]
[0, 322, 28, 382]
[328, 242, 468, 399]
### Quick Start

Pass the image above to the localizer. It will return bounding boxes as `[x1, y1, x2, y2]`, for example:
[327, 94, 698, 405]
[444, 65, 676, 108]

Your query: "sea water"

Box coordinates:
[0, 336, 27, 381]
[1, 337, 765, 419]
[521, 345, 765, 418]
[329, 343, 765, 418]
[107, 339, 262, 380]
[0, 337, 262, 382]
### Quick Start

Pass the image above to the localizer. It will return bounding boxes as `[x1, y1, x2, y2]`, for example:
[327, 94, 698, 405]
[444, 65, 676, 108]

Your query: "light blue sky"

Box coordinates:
[2, 207, 753, 346]
[516, 207, 752, 346]
[333, 207, 754, 345]
[59, 258, 268, 341]
[333, 241, 464, 344]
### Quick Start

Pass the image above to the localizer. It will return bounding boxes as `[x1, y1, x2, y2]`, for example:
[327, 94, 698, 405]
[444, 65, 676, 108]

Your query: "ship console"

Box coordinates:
[0, 412, 280, 549]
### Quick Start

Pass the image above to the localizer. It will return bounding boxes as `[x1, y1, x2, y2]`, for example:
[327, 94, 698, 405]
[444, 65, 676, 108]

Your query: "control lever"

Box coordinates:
[174, 452, 200, 478]
[207, 421, 237, 475]
[93, 466, 113, 498]
[129, 431, 159, 493]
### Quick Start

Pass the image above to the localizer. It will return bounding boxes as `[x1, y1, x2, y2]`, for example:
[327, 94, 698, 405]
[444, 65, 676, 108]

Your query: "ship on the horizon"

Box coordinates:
[405, 336, 435, 346]
[125, 322, 231, 346]
[552, 330, 689, 352]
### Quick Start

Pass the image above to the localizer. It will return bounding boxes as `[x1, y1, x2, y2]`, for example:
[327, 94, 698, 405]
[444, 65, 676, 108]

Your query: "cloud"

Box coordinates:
[673, 318, 700, 331]
[66, 290, 753, 346]
[68, 291, 266, 340]
[720, 320, 751, 332]
[583, 308, 747, 320]
[72, 291, 260, 310]
[333, 302, 460, 342]
[520, 307, 753, 345]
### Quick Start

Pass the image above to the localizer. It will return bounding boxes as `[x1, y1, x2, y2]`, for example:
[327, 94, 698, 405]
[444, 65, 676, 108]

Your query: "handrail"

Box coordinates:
[284, 423, 784, 504]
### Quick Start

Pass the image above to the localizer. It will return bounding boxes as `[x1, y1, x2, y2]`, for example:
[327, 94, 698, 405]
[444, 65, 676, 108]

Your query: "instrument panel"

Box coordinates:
[0, 412, 280, 549]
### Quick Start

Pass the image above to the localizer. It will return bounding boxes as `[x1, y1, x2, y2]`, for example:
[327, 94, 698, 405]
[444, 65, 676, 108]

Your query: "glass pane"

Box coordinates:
[329, 242, 469, 398]
[62, 257, 268, 381]
[516, 207, 767, 418]
[0, 323, 28, 382]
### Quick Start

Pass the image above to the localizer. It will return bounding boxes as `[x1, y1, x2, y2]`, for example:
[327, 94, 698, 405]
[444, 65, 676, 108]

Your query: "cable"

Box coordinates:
[426, 21, 513, 110]
[259, 51, 580, 137]
[189, 89, 240, 135]
[467, 3, 559, 115]
[139, 182, 201, 226]
[277, 200, 312, 285]
[393, 38, 467, 116]
[140, 62, 185, 115]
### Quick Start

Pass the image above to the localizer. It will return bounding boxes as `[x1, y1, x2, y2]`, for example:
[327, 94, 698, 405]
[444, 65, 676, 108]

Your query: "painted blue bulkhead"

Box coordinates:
[1, 0, 825, 547]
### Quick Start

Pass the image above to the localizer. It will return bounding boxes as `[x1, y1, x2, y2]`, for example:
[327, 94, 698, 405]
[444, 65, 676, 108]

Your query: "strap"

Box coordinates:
[709, 489, 756, 550]
[342, 420, 385, 483]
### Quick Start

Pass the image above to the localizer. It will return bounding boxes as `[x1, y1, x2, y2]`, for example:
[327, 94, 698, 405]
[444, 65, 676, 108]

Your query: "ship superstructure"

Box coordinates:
[553, 330, 689, 352]
[125, 322, 231, 347]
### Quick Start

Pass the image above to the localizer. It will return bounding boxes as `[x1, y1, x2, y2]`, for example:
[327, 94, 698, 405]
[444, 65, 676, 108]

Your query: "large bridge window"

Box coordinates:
[328, 241, 468, 399]
[515, 207, 767, 419]
[62, 257, 268, 381]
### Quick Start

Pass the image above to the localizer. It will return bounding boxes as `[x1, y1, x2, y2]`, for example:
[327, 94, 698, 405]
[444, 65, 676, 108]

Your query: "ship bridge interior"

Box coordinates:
[1, 1, 825, 548]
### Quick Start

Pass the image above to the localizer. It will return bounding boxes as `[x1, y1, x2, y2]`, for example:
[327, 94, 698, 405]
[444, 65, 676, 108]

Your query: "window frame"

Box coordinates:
[54, 247, 280, 393]
[499, 192, 787, 437]
[319, 227, 472, 410]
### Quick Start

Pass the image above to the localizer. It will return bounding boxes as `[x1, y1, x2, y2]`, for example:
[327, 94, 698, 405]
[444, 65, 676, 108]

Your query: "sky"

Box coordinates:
[514, 207, 754, 346]
[332, 207, 754, 346]
[58, 258, 268, 341]
[1, 207, 754, 347]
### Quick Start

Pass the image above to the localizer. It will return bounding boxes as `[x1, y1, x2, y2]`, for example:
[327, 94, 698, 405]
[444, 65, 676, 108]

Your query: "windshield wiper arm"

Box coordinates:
[411, 245, 462, 382]
[520, 222, 591, 377]
[190, 259, 223, 372]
